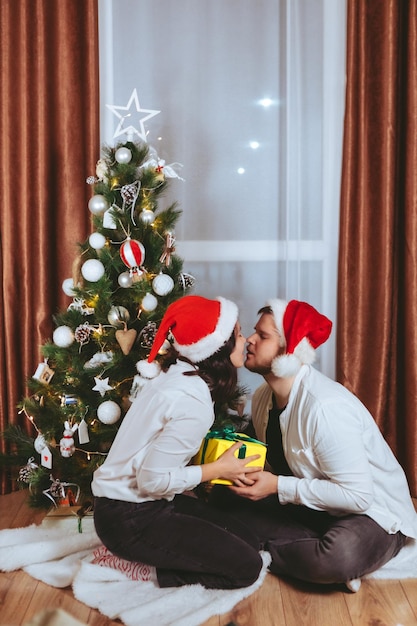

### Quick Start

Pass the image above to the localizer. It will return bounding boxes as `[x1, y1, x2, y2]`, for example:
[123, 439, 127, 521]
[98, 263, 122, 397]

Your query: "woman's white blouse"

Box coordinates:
[91, 361, 214, 502]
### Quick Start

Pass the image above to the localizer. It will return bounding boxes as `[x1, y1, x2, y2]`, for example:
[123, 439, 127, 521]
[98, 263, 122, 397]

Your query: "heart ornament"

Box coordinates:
[115, 328, 138, 355]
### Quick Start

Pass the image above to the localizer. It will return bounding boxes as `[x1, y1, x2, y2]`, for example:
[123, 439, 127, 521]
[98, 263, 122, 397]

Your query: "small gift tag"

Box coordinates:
[33, 360, 55, 384]
[78, 418, 90, 444]
[103, 208, 117, 229]
[41, 447, 53, 469]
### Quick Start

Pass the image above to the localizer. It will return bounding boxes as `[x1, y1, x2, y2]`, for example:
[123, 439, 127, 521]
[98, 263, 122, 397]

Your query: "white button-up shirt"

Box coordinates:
[251, 365, 417, 538]
[92, 361, 213, 502]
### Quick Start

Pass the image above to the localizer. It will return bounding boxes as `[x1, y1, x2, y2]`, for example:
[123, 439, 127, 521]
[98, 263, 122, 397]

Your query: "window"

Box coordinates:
[99, 0, 347, 396]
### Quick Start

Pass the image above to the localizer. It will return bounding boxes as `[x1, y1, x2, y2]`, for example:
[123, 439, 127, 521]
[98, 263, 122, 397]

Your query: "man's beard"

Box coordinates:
[244, 360, 272, 376]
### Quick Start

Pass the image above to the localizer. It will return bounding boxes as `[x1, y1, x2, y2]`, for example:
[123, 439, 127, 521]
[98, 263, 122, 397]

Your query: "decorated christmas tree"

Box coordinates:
[1, 91, 199, 508]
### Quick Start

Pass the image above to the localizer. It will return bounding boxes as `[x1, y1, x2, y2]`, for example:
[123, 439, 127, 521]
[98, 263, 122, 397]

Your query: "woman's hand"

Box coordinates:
[200, 442, 262, 485]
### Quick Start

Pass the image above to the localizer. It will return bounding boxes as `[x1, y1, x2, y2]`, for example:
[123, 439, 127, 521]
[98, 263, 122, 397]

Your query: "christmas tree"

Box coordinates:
[1, 93, 198, 508]
[1, 91, 248, 509]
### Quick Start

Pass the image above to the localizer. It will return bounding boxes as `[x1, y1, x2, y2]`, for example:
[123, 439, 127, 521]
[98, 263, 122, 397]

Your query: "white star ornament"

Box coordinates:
[106, 89, 160, 141]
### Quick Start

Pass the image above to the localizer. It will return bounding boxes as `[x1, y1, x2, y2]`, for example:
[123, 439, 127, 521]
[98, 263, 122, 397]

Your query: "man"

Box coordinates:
[212, 299, 417, 592]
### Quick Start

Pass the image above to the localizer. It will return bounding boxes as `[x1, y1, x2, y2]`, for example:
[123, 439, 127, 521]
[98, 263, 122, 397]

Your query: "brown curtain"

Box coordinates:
[337, 0, 417, 495]
[0, 0, 100, 493]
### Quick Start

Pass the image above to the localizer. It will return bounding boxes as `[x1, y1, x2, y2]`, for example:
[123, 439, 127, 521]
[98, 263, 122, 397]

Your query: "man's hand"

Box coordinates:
[229, 470, 278, 500]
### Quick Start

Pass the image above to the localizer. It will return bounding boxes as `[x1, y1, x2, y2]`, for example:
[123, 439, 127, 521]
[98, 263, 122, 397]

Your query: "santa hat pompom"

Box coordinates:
[136, 359, 161, 379]
[272, 337, 316, 377]
[268, 299, 332, 378]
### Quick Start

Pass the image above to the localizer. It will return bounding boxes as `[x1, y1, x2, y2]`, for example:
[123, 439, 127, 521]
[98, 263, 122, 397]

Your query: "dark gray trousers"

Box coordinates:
[208, 487, 407, 585]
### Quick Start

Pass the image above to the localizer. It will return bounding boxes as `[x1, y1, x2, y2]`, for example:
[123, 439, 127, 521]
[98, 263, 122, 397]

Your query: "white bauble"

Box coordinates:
[88, 194, 109, 216]
[118, 271, 133, 288]
[141, 293, 158, 312]
[62, 278, 76, 296]
[97, 400, 121, 424]
[53, 325, 75, 347]
[107, 305, 130, 327]
[115, 147, 132, 164]
[81, 259, 105, 282]
[140, 209, 155, 225]
[89, 232, 106, 250]
[152, 273, 174, 296]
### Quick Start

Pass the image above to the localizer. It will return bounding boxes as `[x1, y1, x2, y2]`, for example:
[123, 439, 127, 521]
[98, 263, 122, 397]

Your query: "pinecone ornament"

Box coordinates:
[75, 323, 92, 346]
[139, 321, 158, 348]
[178, 272, 196, 290]
[18, 457, 39, 483]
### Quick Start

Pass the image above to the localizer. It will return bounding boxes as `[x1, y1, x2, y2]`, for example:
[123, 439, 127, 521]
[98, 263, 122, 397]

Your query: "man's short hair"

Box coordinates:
[257, 305, 273, 316]
[257, 305, 286, 348]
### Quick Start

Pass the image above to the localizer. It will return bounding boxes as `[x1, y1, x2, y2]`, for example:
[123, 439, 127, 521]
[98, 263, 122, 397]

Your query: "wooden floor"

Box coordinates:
[1, 491, 417, 626]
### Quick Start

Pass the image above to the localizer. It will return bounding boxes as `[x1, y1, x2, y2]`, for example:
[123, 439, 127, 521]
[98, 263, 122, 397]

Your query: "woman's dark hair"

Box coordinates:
[159, 330, 238, 407]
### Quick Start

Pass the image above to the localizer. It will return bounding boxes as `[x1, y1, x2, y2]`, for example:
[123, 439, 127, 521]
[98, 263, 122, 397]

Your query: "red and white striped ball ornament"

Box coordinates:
[120, 238, 145, 270]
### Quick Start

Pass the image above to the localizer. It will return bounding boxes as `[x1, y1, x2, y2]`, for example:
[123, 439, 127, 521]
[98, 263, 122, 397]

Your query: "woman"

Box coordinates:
[92, 295, 263, 589]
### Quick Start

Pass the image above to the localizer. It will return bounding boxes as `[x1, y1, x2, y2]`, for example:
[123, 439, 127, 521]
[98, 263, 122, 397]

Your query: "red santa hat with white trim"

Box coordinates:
[268, 299, 332, 378]
[136, 295, 238, 378]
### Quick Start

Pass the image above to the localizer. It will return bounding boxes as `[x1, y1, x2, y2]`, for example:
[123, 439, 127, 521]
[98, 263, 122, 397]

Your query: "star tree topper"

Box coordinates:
[106, 89, 160, 141]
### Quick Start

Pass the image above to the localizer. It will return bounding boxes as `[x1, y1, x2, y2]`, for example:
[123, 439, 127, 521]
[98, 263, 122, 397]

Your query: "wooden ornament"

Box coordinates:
[115, 328, 138, 355]
[72, 254, 84, 287]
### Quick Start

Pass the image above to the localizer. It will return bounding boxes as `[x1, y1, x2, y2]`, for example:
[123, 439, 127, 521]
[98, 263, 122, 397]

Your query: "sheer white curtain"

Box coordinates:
[98, 0, 346, 398]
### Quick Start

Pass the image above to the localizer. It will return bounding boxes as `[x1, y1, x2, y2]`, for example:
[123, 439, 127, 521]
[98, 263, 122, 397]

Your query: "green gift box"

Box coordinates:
[194, 427, 267, 485]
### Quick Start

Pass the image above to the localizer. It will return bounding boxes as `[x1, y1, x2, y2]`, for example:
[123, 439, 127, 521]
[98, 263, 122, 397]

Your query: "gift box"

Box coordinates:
[194, 428, 267, 485]
[41, 504, 94, 534]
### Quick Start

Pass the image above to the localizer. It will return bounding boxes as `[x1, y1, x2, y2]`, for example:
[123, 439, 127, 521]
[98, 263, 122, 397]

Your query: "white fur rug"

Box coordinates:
[0, 518, 271, 626]
[0, 516, 416, 626]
